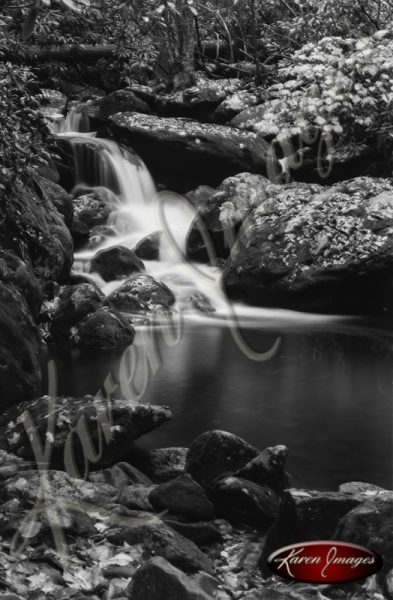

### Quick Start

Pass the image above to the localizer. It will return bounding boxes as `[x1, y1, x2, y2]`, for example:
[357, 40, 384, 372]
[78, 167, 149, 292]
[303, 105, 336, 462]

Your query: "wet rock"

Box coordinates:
[90, 246, 145, 282]
[107, 517, 214, 574]
[87, 225, 117, 250]
[74, 306, 135, 350]
[73, 191, 115, 231]
[0, 396, 172, 471]
[234, 445, 290, 493]
[107, 273, 175, 312]
[36, 176, 73, 227]
[5, 469, 119, 509]
[0, 282, 41, 410]
[162, 518, 223, 546]
[134, 232, 162, 261]
[70, 218, 90, 250]
[149, 474, 215, 521]
[183, 77, 242, 106]
[119, 485, 156, 511]
[1, 184, 73, 284]
[136, 447, 188, 482]
[230, 101, 277, 137]
[186, 172, 270, 262]
[335, 493, 393, 570]
[0, 250, 42, 318]
[224, 177, 393, 314]
[110, 112, 270, 192]
[184, 293, 216, 313]
[185, 186, 215, 212]
[213, 91, 260, 123]
[127, 556, 218, 600]
[81, 88, 152, 120]
[48, 282, 105, 345]
[259, 488, 365, 574]
[338, 481, 388, 494]
[0, 450, 32, 480]
[186, 430, 259, 491]
[212, 477, 280, 530]
[89, 462, 152, 489]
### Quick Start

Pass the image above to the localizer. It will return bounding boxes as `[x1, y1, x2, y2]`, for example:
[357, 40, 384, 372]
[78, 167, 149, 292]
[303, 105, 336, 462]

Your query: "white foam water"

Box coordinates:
[58, 109, 349, 328]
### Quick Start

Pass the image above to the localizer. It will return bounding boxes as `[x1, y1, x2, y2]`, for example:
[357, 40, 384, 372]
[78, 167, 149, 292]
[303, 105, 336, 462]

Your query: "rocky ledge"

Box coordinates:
[186, 173, 393, 314]
[0, 408, 390, 600]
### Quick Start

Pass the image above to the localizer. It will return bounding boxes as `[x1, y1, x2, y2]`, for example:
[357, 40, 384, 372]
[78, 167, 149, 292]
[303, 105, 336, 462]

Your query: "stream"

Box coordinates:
[44, 110, 393, 491]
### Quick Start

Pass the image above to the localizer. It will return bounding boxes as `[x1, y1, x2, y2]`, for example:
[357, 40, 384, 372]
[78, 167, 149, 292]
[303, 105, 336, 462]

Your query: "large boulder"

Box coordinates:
[134, 232, 162, 261]
[73, 306, 135, 350]
[234, 445, 290, 493]
[259, 488, 379, 575]
[149, 474, 215, 521]
[107, 517, 214, 574]
[224, 177, 393, 314]
[107, 273, 175, 312]
[0, 282, 41, 410]
[80, 88, 152, 120]
[73, 189, 117, 231]
[186, 173, 270, 262]
[213, 91, 260, 123]
[36, 176, 73, 227]
[109, 113, 270, 192]
[48, 282, 105, 345]
[185, 430, 259, 491]
[0, 250, 42, 318]
[127, 557, 218, 600]
[335, 493, 393, 571]
[0, 395, 172, 471]
[0, 183, 73, 284]
[90, 246, 145, 282]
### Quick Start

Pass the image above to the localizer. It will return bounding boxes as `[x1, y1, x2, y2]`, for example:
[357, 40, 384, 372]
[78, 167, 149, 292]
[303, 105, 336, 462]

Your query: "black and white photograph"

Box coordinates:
[0, 0, 392, 598]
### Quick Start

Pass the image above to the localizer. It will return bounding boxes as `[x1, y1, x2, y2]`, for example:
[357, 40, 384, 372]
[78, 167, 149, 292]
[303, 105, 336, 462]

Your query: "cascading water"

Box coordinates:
[55, 109, 348, 326]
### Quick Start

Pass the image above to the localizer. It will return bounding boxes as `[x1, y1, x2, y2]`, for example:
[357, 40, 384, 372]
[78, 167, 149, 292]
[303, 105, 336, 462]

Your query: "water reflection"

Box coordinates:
[43, 319, 393, 491]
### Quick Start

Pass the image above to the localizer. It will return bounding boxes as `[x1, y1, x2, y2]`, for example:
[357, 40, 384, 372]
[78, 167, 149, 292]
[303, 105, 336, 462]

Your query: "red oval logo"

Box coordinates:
[267, 541, 382, 584]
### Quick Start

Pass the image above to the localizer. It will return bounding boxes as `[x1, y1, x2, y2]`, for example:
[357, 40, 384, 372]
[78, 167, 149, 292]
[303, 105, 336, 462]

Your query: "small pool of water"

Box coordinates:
[43, 315, 393, 491]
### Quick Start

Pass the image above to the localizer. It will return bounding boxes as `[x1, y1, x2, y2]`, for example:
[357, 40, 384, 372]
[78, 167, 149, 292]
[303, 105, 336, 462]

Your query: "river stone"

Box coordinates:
[48, 282, 105, 345]
[107, 273, 175, 312]
[212, 476, 279, 530]
[162, 518, 223, 546]
[185, 186, 215, 211]
[73, 306, 135, 350]
[0, 281, 41, 410]
[186, 172, 270, 263]
[90, 246, 145, 282]
[36, 176, 73, 227]
[183, 77, 242, 106]
[224, 177, 393, 314]
[109, 112, 270, 192]
[213, 91, 260, 123]
[127, 556, 218, 600]
[81, 88, 152, 120]
[339, 481, 388, 494]
[0, 250, 42, 318]
[0, 395, 172, 471]
[87, 225, 117, 249]
[149, 474, 215, 521]
[89, 462, 152, 489]
[334, 493, 393, 570]
[73, 191, 114, 229]
[119, 485, 156, 511]
[186, 430, 260, 491]
[259, 488, 366, 575]
[134, 232, 162, 261]
[234, 445, 290, 493]
[106, 518, 214, 574]
[136, 447, 188, 482]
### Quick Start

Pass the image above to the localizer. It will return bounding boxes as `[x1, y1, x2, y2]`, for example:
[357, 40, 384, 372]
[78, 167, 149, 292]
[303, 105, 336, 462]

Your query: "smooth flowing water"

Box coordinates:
[45, 111, 393, 491]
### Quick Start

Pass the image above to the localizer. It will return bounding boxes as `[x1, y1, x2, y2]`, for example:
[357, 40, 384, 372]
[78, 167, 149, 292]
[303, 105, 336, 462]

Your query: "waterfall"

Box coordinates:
[55, 109, 343, 325]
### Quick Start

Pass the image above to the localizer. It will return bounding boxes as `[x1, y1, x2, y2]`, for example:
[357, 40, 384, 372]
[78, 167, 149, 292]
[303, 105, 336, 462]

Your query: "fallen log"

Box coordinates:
[16, 43, 118, 63]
